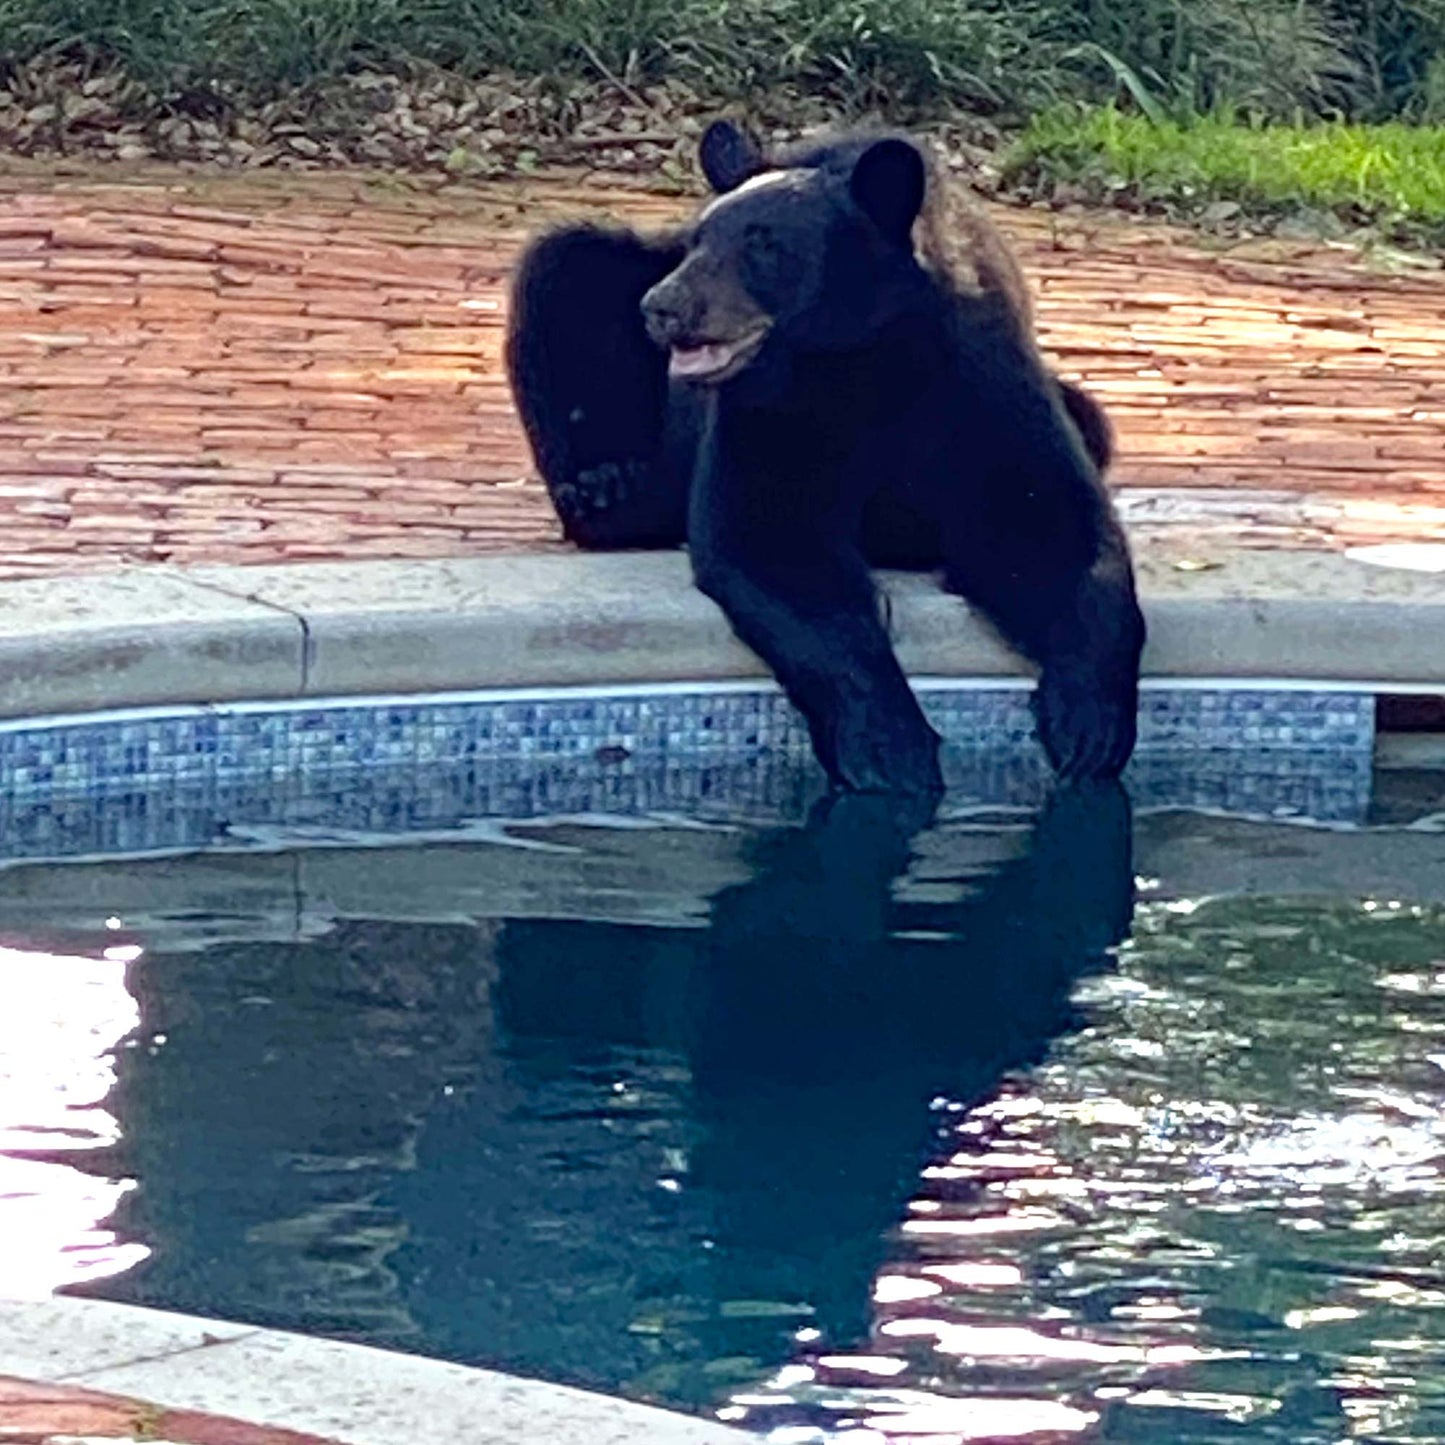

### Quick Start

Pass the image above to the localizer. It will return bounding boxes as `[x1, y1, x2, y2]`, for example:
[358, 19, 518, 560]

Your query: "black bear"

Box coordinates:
[506, 120, 1145, 794]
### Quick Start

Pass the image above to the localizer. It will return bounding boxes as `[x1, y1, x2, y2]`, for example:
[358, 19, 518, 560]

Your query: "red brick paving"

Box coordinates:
[0, 1374, 345, 1444]
[0, 159, 1440, 580]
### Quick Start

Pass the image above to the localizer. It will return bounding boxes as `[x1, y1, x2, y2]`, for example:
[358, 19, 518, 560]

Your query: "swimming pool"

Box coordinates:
[2, 685, 1442, 1442]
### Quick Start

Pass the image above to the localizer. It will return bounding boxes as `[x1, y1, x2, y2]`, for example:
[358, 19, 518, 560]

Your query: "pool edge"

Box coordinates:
[0, 1296, 750, 1444]
[0, 544, 1442, 720]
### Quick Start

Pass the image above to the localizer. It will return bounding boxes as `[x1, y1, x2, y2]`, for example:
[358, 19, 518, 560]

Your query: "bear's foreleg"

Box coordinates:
[941, 372, 1145, 782]
[687, 432, 944, 796]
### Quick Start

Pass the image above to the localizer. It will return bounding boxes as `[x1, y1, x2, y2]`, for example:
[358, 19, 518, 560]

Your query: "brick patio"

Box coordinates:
[0, 160, 1440, 581]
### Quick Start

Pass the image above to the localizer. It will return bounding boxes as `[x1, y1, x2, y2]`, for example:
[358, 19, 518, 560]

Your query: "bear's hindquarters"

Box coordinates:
[506, 225, 689, 549]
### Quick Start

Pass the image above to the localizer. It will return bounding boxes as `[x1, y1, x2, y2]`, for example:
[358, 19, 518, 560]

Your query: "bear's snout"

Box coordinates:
[640, 274, 696, 348]
[641, 267, 773, 384]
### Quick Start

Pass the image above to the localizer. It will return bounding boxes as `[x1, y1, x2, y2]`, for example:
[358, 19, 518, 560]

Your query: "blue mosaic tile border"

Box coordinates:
[0, 683, 1377, 864]
[0, 683, 1375, 798]
[0, 749, 1374, 866]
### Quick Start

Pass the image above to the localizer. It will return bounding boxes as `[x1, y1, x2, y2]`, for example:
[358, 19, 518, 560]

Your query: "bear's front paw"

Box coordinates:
[1033, 666, 1138, 782]
[828, 703, 943, 797]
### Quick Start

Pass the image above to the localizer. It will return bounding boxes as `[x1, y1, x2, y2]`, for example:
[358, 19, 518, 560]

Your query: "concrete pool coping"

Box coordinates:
[0, 1297, 751, 1444]
[2, 540, 1445, 722]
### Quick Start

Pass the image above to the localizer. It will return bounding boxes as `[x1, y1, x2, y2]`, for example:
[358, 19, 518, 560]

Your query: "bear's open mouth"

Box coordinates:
[668, 324, 770, 383]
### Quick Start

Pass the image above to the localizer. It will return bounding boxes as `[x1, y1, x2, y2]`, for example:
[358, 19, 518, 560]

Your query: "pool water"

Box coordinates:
[4, 780, 1445, 1442]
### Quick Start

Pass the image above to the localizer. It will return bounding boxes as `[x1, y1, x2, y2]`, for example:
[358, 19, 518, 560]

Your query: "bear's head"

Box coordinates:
[640, 120, 931, 391]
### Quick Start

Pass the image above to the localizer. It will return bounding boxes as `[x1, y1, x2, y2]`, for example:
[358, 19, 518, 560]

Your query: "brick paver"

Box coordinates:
[0, 160, 1440, 579]
[0, 1374, 345, 1445]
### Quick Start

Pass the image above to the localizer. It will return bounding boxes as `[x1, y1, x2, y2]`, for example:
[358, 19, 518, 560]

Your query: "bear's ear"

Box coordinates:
[699, 119, 764, 194]
[849, 138, 927, 246]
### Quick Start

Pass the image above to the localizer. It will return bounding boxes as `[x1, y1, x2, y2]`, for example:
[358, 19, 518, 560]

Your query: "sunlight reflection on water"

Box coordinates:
[0, 945, 148, 1297]
[730, 896, 1445, 1443]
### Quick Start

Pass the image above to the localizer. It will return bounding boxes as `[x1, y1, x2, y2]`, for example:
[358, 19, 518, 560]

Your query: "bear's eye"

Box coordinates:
[743, 224, 780, 264]
[742, 224, 803, 303]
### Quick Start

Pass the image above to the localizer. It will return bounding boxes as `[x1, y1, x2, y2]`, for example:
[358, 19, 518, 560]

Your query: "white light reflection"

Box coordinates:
[817, 1355, 910, 1378]
[921, 1262, 1024, 1288]
[1284, 1305, 1361, 1328]
[901, 1209, 1066, 1237]
[1126, 1388, 1280, 1425]
[858, 1395, 1097, 1439]
[923, 1150, 1057, 1178]
[880, 1317, 1205, 1367]
[769, 1365, 817, 1390]
[0, 943, 147, 1298]
[1346, 542, 1445, 573]
[873, 1275, 942, 1304]
[1203, 1111, 1445, 1190]
[1379, 971, 1445, 997]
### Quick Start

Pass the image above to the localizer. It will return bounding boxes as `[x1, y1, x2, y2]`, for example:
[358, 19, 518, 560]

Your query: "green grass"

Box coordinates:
[0, 0, 1048, 112]
[1007, 107, 1445, 236]
[1, 0, 1444, 245]
[0, 0, 1440, 120]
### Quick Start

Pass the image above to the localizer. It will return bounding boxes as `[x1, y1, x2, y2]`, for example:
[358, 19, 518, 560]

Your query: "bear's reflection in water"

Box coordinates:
[480, 782, 1134, 1396]
[77, 782, 1133, 1412]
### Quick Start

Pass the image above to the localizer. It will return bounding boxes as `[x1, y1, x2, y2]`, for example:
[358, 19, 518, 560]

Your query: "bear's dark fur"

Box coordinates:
[506, 121, 1145, 793]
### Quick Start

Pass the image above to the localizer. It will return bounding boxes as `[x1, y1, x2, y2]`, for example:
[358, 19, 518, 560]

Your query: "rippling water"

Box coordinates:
[1, 786, 1444, 1442]
[734, 895, 1445, 1442]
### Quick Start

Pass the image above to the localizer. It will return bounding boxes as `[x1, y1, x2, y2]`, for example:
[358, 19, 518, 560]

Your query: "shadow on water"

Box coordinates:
[467, 781, 1134, 1393]
[60, 781, 1134, 1414]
